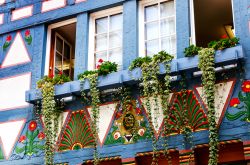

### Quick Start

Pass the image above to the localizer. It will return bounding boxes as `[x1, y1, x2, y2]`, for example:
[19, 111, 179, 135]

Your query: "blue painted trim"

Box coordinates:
[122, 0, 138, 69]
[0, 0, 126, 35]
[26, 45, 244, 103]
[74, 12, 89, 80]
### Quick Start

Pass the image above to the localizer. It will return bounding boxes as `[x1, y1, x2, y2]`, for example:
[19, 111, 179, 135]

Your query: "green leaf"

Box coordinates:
[238, 92, 246, 102]
[15, 146, 25, 154]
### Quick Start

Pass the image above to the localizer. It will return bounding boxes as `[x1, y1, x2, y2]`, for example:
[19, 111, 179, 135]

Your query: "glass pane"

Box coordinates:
[55, 53, 62, 73]
[170, 36, 176, 54]
[95, 34, 107, 52]
[56, 37, 63, 54]
[95, 51, 107, 68]
[145, 21, 159, 40]
[110, 14, 123, 31]
[96, 17, 108, 34]
[146, 39, 159, 57]
[161, 37, 171, 53]
[109, 48, 122, 68]
[160, 1, 175, 18]
[161, 18, 175, 36]
[109, 31, 122, 48]
[145, 4, 158, 22]
[64, 43, 71, 60]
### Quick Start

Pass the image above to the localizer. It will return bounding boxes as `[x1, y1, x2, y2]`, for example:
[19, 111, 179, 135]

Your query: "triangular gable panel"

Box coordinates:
[87, 103, 117, 146]
[0, 119, 26, 159]
[1, 32, 31, 68]
[194, 80, 236, 126]
[139, 94, 173, 138]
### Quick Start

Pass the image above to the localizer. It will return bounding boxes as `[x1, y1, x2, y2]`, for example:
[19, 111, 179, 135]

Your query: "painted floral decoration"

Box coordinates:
[24, 30, 32, 45]
[29, 121, 37, 131]
[16, 121, 44, 156]
[19, 135, 26, 143]
[229, 98, 240, 107]
[226, 80, 250, 122]
[3, 35, 12, 50]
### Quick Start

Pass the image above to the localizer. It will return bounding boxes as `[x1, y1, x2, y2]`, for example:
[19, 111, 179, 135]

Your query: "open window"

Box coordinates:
[45, 19, 76, 80]
[190, 0, 234, 47]
[139, 0, 176, 57]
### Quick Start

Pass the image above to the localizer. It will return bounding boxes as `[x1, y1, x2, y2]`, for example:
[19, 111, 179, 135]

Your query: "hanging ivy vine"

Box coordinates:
[37, 73, 70, 165]
[198, 48, 218, 165]
[130, 51, 173, 164]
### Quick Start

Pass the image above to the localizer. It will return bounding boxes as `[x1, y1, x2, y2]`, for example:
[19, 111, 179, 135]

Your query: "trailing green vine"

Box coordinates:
[78, 60, 118, 165]
[198, 48, 218, 165]
[37, 72, 70, 165]
[130, 51, 173, 164]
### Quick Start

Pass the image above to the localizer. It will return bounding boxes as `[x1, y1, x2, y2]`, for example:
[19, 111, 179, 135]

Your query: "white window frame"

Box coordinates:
[54, 32, 73, 77]
[88, 6, 123, 70]
[45, 18, 76, 76]
[139, 0, 176, 58]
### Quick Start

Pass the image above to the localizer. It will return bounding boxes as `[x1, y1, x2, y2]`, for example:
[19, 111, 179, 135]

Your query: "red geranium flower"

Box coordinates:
[229, 98, 240, 107]
[242, 80, 250, 93]
[221, 34, 228, 39]
[96, 65, 101, 69]
[116, 112, 122, 119]
[29, 121, 37, 131]
[25, 30, 30, 37]
[19, 135, 26, 143]
[38, 132, 45, 140]
[6, 35, 12, 42]
[48, 73, 54, 79]
[58, 71, 63, 75]
[98, 59, 103, 63]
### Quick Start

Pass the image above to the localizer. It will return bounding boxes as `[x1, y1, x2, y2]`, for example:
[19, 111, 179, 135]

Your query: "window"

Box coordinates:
[139, 0, 176, 57]
[89, 6, 123, 70]
[190, 0, 234, 47]
[45, 19, 76, 80]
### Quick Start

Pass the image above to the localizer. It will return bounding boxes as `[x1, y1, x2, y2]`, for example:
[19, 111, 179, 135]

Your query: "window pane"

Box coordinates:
[96, 17, 108, 34]
[95, 34, 107, 52]
[109, 31, 122, 48]
[145, 21, 159, 40]
[56, 37, 63, 54]
[145, 4, 158, 22]
[109, 48, 122, 67]
[55, 53, 62, 73]
[161, 36, 176, 54]
[160, 1, 175, 18]
[146, 39, 159, 57]
[161, 18, 175, 36]
[110, 14, 123, 31]
[64, 43, 71, 60]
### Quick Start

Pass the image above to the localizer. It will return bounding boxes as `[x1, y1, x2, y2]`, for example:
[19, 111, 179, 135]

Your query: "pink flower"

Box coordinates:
[96, 65, 101, 69]
[58, 71, 63, 75]
[48, 73, 54, 79]
[6, 35, 12, 42]
[221, 34, 228, 39]
[25, 30, 30, 37]
[98, 59, 104, 63]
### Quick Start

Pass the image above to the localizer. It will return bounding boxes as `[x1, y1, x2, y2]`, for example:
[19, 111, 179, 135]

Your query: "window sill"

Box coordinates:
[26, 45, 244, 103]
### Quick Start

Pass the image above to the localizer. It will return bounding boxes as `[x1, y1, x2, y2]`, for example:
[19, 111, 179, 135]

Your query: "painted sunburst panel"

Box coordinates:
[0, 73, 31, 111]
[1, 32, 31, 68]
[58, 110, 94, 151]
[139, 94, 173, 138]
[0, 119, 26, 160]
[194, 80, 236, 126]
[87, 102, 117, 146]
[168, 90, 209, 134]
[41, 111, 70, 143]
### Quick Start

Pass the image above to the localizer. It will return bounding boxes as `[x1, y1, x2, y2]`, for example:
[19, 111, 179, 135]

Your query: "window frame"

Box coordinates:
[45, 18, 77, 76]
[139, 0, 176, 58]
[88, 6, 123, 70]
[54, 32, 73, 78]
